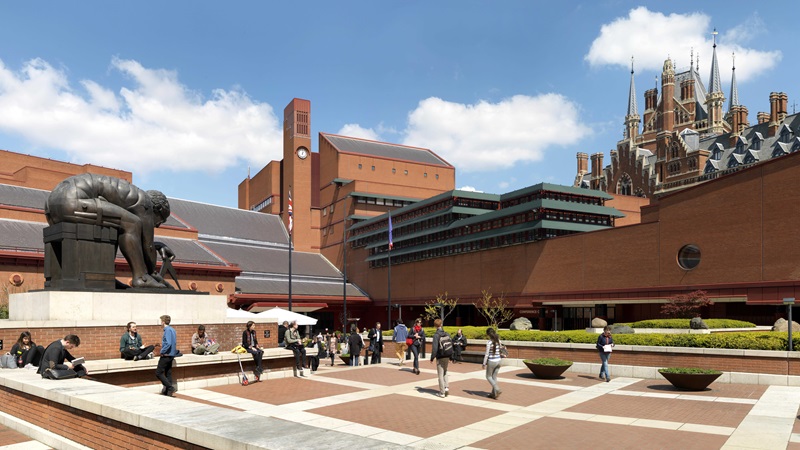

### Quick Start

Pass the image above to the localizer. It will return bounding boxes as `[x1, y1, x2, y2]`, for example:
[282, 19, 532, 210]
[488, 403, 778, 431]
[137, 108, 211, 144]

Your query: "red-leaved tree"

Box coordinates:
[660, 290, 713, 318]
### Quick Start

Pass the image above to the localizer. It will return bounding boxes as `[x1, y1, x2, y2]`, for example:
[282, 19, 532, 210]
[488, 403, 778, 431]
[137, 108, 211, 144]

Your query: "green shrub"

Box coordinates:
[416, 326, 797, 350]
[524, 357, 572, 366]
[659, 367, 722, 374]
[621, 319, 756, 329]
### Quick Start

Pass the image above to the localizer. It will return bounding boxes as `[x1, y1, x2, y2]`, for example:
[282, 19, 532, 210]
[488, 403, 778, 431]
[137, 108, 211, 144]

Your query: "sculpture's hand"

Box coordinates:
[154, 242, 176, 261]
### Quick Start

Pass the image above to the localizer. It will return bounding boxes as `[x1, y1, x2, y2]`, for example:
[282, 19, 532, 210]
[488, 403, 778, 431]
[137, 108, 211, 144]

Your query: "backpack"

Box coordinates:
[437, 332, 453, 358]
[1, 354, 17, 369]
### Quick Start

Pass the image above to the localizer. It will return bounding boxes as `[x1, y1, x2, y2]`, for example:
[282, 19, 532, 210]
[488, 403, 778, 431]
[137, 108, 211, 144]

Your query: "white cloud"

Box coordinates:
[458, 185, 481, 192]
[402, 95, 589, 173]
[498, 181, 510, 190]
[0, 57, 282, 174]
[585, 7, 781, 82]
[337, 123, 380, 141]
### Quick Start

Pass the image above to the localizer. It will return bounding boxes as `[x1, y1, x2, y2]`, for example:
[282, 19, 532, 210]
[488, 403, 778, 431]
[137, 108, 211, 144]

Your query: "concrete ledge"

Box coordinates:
[84, 348, 295, 375]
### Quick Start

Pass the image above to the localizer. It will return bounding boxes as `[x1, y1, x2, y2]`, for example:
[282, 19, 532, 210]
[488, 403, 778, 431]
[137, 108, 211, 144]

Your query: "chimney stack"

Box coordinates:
[576, 152, 589, 175]
[591, 153, 604, 179]
[757, 112, 769, 124]
[769, 92, 780, 136]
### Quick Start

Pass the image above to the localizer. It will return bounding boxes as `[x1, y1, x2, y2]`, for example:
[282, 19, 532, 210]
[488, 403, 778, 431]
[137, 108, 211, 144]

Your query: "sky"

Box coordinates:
[0, 2, 794, 207]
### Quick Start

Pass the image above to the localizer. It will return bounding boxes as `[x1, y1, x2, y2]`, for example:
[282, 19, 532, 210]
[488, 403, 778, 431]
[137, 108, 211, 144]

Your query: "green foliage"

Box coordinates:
[424, 292, 459, 322]
[524, 358, 572, 366]
[621, 319, 756, 329]
[659, 367, 722, 375]
[419, 326, 799, 351]
[473, 289, 514, 329]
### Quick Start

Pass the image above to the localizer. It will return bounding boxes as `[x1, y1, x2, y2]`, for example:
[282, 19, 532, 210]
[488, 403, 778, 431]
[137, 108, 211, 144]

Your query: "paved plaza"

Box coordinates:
[2, 358, 800, 449]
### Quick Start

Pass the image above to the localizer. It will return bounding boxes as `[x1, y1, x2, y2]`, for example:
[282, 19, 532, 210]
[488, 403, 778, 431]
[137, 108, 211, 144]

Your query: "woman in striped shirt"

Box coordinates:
[482, 327, 503, 399]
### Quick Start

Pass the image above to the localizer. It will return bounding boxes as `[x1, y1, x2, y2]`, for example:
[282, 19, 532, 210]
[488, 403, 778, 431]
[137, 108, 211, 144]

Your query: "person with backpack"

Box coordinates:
[429, 318, 452, 398]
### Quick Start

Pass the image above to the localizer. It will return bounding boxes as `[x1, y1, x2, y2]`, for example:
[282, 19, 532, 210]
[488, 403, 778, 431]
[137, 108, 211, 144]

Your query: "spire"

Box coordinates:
[728, 52, 739, 112]
[627, 56, 638, 117]
[708, 28, 722, 94]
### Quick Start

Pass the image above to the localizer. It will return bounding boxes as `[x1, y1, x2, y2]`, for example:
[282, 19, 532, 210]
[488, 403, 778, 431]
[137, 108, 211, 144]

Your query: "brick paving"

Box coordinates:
[565, 394, 753, 428]
[471, 417, 730, 450]
[206, 375, 365, 405]
[0, 424, 41, 447]
[619, 378, 768, 399]
[169, 360, 800, 449]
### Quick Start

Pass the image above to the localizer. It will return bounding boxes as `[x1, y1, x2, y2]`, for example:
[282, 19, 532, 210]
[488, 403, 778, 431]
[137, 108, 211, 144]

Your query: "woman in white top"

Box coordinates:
[482, 327, 503, 399]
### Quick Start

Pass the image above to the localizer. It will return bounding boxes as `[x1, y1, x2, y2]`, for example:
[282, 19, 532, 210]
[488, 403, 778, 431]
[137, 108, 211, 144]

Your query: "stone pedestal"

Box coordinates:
[9, 291, 229, 323]
[44, 222, 119, 290]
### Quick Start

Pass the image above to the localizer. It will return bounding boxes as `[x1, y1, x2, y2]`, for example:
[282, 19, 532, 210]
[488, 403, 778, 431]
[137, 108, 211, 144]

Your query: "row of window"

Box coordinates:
[357, 163, 440, 179]
[251, 196, 273, 212]
[502, 190, 604, 208]
[368, 228, 579, 268]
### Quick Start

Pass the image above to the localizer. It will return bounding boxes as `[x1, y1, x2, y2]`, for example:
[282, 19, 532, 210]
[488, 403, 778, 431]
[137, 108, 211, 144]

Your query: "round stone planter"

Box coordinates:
[658, 370, 722, 391]
[524, 361, 572, 379]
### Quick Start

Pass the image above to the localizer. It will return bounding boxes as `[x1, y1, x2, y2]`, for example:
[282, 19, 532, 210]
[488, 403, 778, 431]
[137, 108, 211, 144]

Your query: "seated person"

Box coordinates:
[119, 322, 155, 360]
[242, 321, 263, 381]
[191, 325, 220, 355]
[37, 334, 88, 378]
[9, 331, 44, 368]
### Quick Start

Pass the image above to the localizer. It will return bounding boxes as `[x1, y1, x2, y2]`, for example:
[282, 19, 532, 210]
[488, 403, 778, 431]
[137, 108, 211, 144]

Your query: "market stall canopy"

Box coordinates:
[257, 307, 317, 326]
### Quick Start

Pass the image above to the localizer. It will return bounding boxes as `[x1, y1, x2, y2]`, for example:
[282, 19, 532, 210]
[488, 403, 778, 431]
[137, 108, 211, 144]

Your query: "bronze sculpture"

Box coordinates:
[45, 174, 173, 289]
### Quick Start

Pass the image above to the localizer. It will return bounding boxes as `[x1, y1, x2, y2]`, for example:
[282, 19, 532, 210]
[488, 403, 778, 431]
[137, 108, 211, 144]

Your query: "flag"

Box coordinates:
[288, 189, 293, 234]
[388, 215, 393, 250]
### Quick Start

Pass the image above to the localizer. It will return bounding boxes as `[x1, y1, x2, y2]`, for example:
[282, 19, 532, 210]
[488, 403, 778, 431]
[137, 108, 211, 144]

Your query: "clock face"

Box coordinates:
[297, 148, 309, 160]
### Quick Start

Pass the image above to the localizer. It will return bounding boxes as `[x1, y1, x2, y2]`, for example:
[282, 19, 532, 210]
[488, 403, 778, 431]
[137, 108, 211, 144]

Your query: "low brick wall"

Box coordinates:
[463, 341, 800, 376]
[0, 386, 207, 450]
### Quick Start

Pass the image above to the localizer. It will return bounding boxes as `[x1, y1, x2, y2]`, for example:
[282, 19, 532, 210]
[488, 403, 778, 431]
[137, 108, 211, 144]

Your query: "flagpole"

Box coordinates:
[387, 212, 392, 330]
[288, 186, 293, 312]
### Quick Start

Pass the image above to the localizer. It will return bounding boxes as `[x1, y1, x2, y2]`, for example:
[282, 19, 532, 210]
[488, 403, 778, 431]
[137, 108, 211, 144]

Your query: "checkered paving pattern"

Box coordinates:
[173, 360, 800, 449]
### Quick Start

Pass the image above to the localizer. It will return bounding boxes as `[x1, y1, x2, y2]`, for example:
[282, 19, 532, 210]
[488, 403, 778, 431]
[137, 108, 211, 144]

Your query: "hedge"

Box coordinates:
[620, 319, 756, 329]
[413, 326, 798, 351]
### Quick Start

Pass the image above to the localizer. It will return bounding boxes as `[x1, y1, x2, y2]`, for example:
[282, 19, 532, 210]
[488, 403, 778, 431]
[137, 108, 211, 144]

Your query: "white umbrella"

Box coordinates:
[226, 308, 257, 318]
[257, 307, 317, 326]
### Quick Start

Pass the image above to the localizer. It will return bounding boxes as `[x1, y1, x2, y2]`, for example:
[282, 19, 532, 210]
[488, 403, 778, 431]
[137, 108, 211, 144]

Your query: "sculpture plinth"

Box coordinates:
[44, 223, 119, 291]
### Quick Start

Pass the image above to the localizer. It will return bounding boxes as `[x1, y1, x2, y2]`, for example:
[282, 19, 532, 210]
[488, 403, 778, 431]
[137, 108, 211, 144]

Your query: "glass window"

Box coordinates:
[677, 244, 701, 270]
[358, 164, 362, 169]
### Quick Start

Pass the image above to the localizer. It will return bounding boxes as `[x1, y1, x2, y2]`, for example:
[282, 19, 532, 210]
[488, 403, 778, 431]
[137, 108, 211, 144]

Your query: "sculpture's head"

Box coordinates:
[147, 190, 171, 227]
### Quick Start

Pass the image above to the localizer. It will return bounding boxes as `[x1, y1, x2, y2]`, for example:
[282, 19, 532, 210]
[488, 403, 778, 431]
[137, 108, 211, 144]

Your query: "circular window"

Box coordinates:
[677, 245, 701, 270]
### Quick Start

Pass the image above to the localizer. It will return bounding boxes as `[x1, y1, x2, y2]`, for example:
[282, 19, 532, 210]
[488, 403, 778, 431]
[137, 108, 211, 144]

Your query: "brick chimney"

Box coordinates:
[591, 153, 604, 179]
[769, 92, 780, 136]
[643, 88, 658, 131]
[757, 112, 769, 124]
[729, 105, 750, 147]
[576, 152, 589, 175]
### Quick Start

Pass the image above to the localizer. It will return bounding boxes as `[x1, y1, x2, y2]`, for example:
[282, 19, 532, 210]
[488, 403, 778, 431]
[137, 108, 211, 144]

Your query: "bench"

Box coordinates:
[460, 350, 484, 363]
[84, 348, 296, 387]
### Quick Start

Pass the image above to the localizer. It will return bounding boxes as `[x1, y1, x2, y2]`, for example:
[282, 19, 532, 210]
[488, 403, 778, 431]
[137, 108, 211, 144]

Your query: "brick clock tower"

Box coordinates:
[282, 98, 313, 252]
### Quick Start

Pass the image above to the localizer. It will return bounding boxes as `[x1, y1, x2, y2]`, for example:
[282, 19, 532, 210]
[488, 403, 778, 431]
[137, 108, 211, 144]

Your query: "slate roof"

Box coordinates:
[203, 241, 341, 277]
[169, 198, 288, 245]
[323, 133, 451, 167]
[236, 276, 367, 297]
[0, 220, 46, 251]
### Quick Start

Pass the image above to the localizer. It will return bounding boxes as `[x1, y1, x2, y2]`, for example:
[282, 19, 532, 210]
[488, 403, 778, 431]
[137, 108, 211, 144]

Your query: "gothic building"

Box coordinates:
[576, 34, 795, 198]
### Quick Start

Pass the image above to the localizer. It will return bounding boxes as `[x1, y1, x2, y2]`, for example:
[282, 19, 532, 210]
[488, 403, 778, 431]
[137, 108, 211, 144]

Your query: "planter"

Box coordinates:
[339, 355, 351, 365]
[658, 370, 722, 391]
[524, 360, 572, 379]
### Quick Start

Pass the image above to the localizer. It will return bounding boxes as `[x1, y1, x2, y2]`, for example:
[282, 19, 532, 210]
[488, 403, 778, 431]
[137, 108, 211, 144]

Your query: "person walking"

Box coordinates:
[429, 318, 451, 397]
[156, 315, 178, 396]
[408, 319, 425, 375]
[328, 332, 338, 366]
[392, 320, 408, 366]
[596, 326, 614, 382]
[482, 327, 503, 399]
[368, 322, 384, 364]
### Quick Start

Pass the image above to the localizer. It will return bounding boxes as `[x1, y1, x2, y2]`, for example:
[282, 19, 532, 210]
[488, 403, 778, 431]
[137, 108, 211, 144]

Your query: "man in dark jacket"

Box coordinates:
[429, 318, 450, 397]
[347, 326, 363, 367]
[368, 322, 384, 364]
[38, 334, 87, 378]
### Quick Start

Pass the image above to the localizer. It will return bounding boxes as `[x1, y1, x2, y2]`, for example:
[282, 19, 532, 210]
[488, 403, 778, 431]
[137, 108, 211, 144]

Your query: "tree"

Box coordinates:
[661, 290, 713, 318]
[423, 292, 459, 322]
[473, 289, 514, 329]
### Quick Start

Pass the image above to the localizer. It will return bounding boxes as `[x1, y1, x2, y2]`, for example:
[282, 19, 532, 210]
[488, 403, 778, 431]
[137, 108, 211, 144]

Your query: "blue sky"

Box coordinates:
[0, 2, 792, 207]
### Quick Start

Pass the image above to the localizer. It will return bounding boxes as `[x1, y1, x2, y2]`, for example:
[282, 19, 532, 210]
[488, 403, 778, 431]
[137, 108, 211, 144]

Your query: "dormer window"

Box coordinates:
[727, 155, 740, 169]
[704, 160, 717, 174]
[711, 143, 724, 160]
[735, 136, 747, 155]
[779, 124, 793, 143]
[751, 132, 763, 150]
